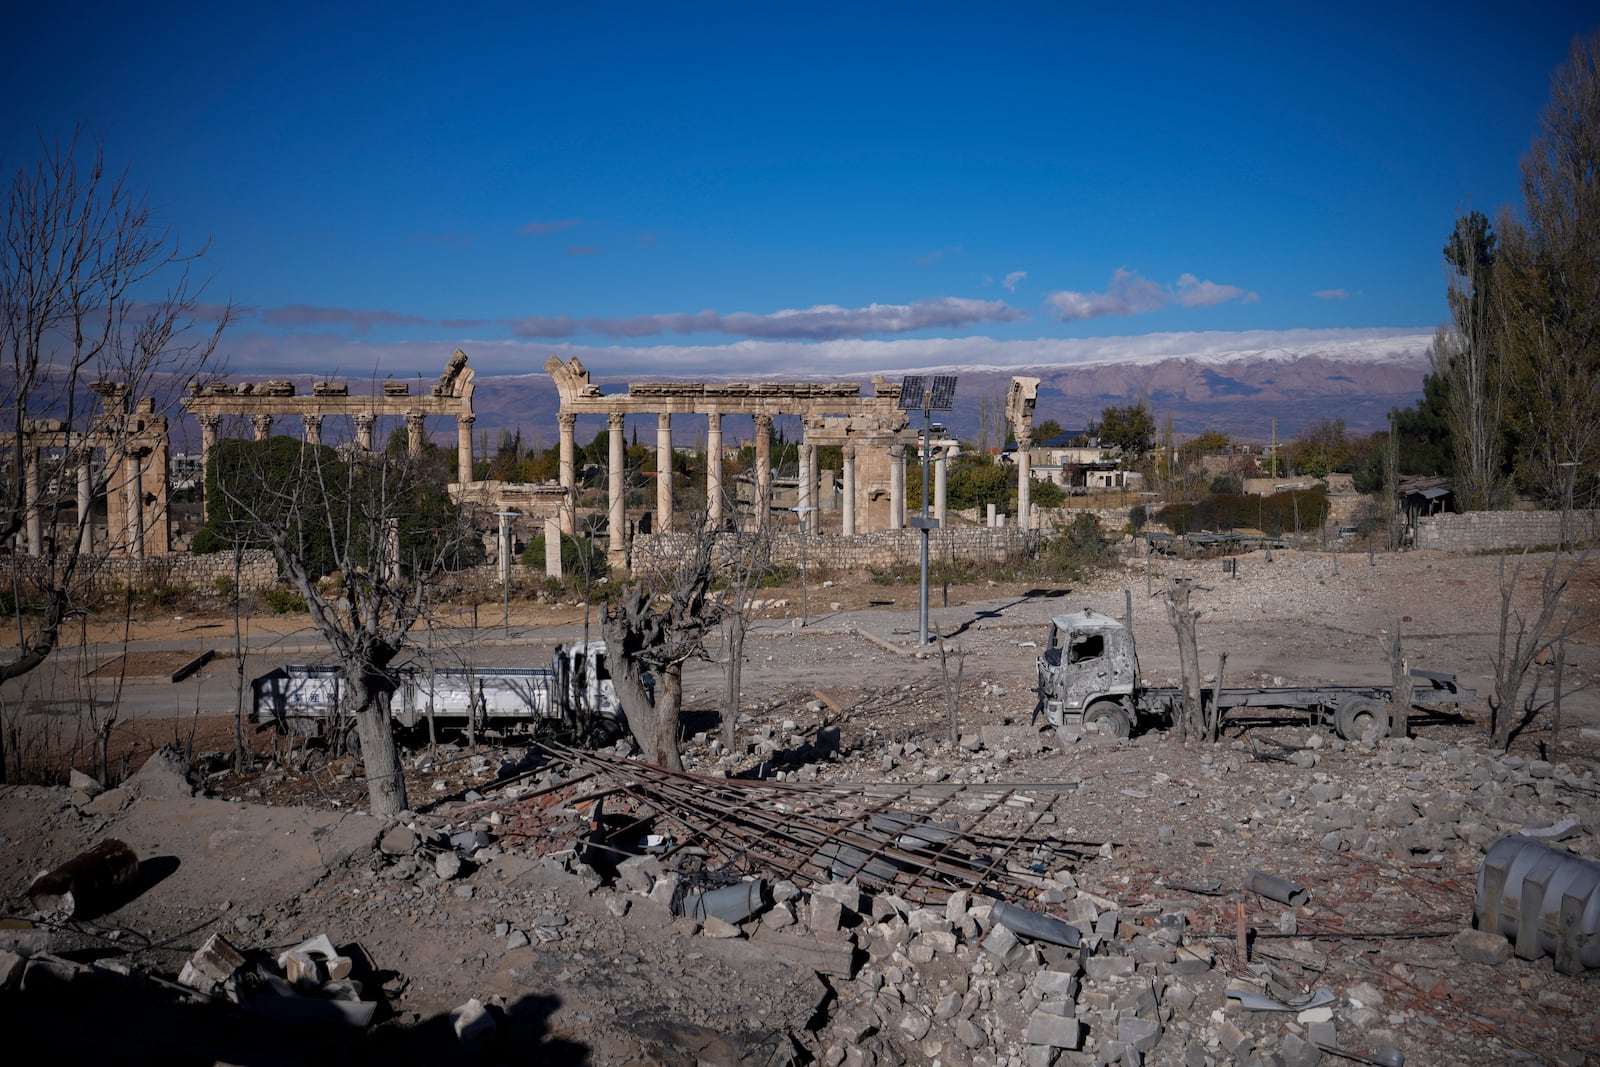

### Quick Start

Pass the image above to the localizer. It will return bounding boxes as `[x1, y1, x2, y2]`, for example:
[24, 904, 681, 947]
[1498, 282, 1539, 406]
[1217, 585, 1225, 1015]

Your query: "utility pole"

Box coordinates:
[899, 375, 957, 645]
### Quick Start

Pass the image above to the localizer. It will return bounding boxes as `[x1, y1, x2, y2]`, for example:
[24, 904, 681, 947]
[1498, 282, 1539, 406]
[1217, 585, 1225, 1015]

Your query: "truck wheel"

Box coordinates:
[1336, 698, 1388, 741]
[1084, 701, 1132, 739]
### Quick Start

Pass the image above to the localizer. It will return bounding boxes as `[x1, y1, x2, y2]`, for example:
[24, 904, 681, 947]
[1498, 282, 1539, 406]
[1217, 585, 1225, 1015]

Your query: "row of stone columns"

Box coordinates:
[553, 412, 973, 547]
[17, 444, 153, 559]
[200, 412, 475, 485]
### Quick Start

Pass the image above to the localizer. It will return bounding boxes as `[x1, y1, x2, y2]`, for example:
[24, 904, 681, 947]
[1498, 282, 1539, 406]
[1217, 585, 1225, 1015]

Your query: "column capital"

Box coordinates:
[657, 411, 672, 427]
[558, 411, 578, 431]
[353, 413, 376, 430]
[199, 413, 222, 431]
[458, 412, 476, 427]
[754, 412, 774, 432]
[609, 411, 626, 430]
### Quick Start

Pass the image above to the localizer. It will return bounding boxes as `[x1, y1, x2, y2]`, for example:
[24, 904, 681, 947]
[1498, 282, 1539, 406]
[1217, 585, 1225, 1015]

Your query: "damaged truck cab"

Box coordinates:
[1037, 609, 1141, 738]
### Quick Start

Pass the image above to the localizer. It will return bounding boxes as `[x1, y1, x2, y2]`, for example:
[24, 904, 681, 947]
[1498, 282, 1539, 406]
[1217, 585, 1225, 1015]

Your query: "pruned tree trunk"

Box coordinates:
[1164, 580, 1204, 742]
[722, 619, 746, 752]
[1388, 618, 1412, 739]
[347, 672, 408, 817]
[936, 627, 966, 745]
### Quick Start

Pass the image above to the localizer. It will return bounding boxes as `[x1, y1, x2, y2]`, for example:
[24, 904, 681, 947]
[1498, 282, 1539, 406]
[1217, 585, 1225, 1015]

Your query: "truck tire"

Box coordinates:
[1084, 700, 1132, 739]
[1336, 697, 1388, 741]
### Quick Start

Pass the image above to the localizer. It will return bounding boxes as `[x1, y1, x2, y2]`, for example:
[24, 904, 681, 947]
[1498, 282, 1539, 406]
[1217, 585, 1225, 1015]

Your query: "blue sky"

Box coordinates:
[5, 2, 1595, 380]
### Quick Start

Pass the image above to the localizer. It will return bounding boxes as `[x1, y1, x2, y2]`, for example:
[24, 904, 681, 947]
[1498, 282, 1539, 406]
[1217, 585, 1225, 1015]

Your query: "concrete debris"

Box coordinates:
[124, 744, 200, 799]
[451, 997, 496, 1053]
[27, 838, 140, 919]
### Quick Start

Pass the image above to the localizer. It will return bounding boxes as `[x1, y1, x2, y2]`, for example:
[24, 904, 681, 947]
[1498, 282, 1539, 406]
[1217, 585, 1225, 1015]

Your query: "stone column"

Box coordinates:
[888, 445, 904, 531]
[199, 414, 221, 468]
[77, 449, 94, 557]
[807, 439, 819, 521]
[558, 412, 577, 535]
[754, 414, 773, 531]
[405, 414, 427, 459]
[303, 414, 323, 446]
[24, 446, 42, 556]
[655, 412, 673, 533]
[456, 414, 474, 484]
[705, 413, 723, 529]
[842, 445, 856, 537]
[353, 413, 375, 452]
[608, 412, 626, 561]
[799, 441, 815, 535]
[251, 414, 274, 441]
[124, 450, 145, 560]
[935, 445, 949, 526]
[1016, 432, 1033, 531]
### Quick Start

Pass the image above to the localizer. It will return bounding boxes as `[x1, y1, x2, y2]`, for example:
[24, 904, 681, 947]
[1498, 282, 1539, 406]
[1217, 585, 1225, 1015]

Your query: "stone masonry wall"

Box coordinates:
[100, 548, 279, 592]
[1414, 508, 1600, 552]
[630, 526, 1038, 575]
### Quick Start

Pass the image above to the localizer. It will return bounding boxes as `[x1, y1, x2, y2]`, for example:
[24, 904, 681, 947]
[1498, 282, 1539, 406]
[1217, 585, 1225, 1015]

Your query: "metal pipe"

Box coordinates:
[1244, 870, 1310, 907]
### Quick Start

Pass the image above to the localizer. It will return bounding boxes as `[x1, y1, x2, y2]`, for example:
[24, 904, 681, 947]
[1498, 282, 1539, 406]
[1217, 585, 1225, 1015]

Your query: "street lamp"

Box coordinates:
[898, 375, 958, 645]
[790, 504, 817, 626]
[494, 509, 520, 637]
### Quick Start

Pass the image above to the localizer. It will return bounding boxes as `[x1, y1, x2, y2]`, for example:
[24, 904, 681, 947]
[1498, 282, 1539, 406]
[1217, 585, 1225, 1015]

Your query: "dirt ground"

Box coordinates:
[2, 544, 1599, 1065]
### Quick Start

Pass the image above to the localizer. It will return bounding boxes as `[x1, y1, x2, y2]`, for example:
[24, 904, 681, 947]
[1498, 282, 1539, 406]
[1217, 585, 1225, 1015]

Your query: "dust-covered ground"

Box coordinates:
[2, 545, 1599, 1066]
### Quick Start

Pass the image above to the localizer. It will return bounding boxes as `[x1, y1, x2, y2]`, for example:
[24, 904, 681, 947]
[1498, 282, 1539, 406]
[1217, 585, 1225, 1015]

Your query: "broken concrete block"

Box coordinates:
[69, 769, 103, 796]
[1453, 928, 1510, 965]
[1281, 1032, 1322, 1067]
[80, 787, 129, 815]
[435, 851, 463, 880]
[1307, 1019, 1337, 1052]
[28, 838, 140, 919]
[186, 932, 247, 988]
[1083, 955, 1135, 980]
[956, 1017, 987, 1049]
[615, 854, 660, 894]
[451, 997, 496, 1053]
[1119, 1016, 1161, 1053]
[981, 923, 1019, 959]
[813, 881, 863, 914]
[702, 916, 743, 939]
[896, 1011, 931, 1041]
[126, 745, 199, 798]
[1025, 1009, 1083, 1049]
[1031, 969, 1079, 998]
[1217, 1019, 1252, 1059]
[379, 825, 418, 855]
[751, 926, 857, 978]
[810, 893, 844, 933]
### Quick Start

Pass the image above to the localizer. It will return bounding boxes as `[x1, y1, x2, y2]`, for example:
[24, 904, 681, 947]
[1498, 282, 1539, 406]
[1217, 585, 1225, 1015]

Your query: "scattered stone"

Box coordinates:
[1453, 928, 1510, 965]
[380, 825, 418, 856]
[451, 997, 495, 1053]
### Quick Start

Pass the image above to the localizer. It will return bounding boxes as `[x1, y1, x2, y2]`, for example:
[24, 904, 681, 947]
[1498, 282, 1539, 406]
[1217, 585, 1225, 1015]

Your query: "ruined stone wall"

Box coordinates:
[100, 549, 279, 591]
[1413, 509, 1600, 552]
[630, 527, 1038, 575]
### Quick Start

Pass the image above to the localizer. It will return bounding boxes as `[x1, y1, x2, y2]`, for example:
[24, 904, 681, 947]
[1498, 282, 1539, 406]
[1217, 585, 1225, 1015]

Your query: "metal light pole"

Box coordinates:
[898, 375, 957, 646]
[790, 504, 817, 626]
[495, 509, 520, 637]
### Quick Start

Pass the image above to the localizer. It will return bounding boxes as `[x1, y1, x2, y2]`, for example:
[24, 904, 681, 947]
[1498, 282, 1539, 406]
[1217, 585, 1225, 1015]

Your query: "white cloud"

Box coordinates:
[1046, 268, 1257, 321]
[507, 297, 1027, 341]
[1313, 288, 1354, 300]
[217, 327, 1434, 381]
[1003, 271, 1027, 292]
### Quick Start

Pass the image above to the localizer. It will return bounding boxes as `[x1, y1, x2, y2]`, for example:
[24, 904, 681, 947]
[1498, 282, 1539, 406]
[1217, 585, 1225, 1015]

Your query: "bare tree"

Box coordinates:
[718, 519, 775, 753]
[205, 431, 474, 816]
[2, 132, 225, 689]
[602, 533, 721, 769]
[1489, 546, 1597, 749]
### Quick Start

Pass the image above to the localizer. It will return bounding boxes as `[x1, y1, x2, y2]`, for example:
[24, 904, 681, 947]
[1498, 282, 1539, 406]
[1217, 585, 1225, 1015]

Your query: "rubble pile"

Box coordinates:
[5, 607, 1600, 1065]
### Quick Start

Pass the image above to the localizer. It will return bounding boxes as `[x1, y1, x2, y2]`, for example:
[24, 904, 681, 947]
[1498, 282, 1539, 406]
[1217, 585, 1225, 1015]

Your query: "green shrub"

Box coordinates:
[262, 586, 307, 615]
[521, 534, 609, 586]
[189, 526, 226, 554]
